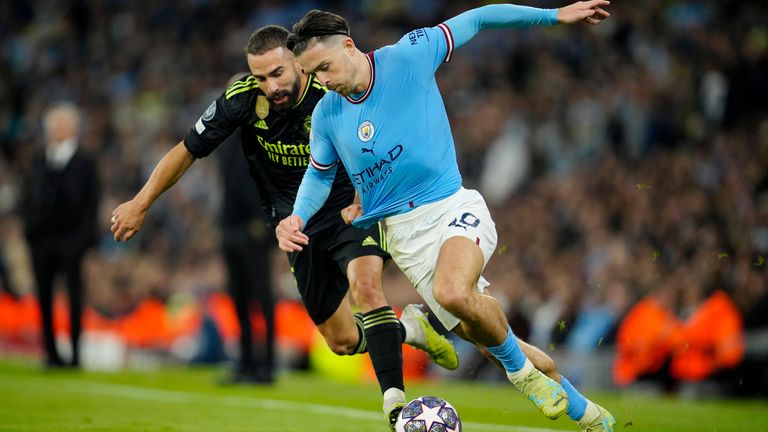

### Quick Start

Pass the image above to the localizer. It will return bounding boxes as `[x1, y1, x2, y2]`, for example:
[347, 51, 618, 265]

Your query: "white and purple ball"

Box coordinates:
[394, 396, 461, 432]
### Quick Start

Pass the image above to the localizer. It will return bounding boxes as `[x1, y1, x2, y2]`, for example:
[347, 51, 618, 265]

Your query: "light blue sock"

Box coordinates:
[561, 376, 587, 421]
[485, 326, 526, 372]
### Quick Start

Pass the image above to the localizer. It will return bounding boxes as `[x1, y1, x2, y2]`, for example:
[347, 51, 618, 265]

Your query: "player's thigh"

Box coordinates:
[315, 293, 358, 351]
[386, 220, 461, 329]
[331, 222, 389, 309]
[287, 239, 349, 327]
[437, 188, 498, 264]
[434, 236, 485, 301]
[433, 188, 498, 300]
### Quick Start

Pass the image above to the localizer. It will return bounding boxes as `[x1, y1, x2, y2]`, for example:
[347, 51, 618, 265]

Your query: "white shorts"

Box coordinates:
[383, 188, 498, 330]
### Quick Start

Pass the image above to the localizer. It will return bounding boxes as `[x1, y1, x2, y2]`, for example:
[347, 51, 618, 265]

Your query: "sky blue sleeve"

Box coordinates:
[293, 164, 337, 226]
[292, 103, 339, 226]
[392, 4, 558, 75]
[443, 4, 558, 54]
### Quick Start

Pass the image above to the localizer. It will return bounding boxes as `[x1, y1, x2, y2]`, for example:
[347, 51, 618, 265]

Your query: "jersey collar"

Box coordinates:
[293, 73, 315, 109]
[345, 52, 375, 104]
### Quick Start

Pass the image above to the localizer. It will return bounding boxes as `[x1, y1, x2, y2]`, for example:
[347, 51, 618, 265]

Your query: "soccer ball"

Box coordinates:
[394, 396, 461, 432]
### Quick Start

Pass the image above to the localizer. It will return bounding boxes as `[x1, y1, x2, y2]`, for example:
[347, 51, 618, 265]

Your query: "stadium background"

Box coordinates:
[0, 0, 767, 411]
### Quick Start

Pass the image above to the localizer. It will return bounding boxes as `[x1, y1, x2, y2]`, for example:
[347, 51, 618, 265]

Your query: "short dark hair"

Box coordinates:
[245, 25, 290, 55]
[288, 10, 350, 56]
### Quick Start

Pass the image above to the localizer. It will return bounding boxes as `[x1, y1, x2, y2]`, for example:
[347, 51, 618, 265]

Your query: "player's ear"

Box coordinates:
[343, 37, 355, 54]
[293, 59, 304, 75]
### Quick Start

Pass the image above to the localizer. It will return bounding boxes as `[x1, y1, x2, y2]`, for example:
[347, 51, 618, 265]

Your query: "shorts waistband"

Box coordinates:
[383, 188, 465, 230]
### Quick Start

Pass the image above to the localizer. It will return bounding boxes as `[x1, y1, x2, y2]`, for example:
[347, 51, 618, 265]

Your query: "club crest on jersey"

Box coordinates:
[303, 115, 312, 134]
[358, 120, 375, 142]
[256, 95, 269, 119]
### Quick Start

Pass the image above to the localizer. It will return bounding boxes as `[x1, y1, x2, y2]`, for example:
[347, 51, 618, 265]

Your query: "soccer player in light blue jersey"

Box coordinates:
[276, 2, 615, 431]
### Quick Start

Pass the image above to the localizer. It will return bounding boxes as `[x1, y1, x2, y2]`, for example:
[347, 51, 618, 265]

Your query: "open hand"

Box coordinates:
[111, 200, 147, 242]
[557, 0, 610, 25]
[275, 214, 309, 252]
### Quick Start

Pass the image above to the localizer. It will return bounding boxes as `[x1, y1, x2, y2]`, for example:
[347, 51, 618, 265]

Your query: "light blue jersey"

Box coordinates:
[294, 4, 558, 228]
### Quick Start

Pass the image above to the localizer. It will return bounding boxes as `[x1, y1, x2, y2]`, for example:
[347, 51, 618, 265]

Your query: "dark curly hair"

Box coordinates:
[245, 25, 290, 55]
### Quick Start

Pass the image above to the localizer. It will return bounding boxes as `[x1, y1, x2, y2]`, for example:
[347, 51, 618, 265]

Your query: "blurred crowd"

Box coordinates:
[1, 0, 767, 386]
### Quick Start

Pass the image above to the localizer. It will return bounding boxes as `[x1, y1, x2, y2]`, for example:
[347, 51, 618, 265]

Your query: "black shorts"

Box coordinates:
[288, 217, 390, 325]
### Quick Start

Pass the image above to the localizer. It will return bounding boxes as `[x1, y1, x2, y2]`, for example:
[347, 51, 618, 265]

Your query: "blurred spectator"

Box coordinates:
[20, 102, 100, 368]
[614, 288, 744, 389]
[217, 129, 275, 384]
[0, 241, 16, 299]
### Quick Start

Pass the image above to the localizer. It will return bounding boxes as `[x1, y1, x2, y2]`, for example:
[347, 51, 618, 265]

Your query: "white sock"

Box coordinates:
[383, 387, 406, 409]
[506, 358, 535, 383]
[577, 401, 599, 425]
[400, 319, 419, 345]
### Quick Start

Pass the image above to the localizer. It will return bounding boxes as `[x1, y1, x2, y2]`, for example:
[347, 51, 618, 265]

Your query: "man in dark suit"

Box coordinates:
[217, 125, 275, 384]
[22, 102, 100, 368]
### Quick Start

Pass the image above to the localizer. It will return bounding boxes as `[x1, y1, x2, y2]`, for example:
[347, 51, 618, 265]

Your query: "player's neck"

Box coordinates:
[352, 50, 371, 95]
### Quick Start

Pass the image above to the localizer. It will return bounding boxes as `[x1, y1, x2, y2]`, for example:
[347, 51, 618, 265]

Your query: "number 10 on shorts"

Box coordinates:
[448, 212, 480, 231]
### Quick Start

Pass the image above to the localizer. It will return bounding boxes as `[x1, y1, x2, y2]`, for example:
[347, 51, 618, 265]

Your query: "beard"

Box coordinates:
[269, 77, 301, 114]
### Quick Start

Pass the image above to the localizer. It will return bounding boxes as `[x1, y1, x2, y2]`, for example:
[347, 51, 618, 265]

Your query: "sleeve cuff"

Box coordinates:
[546, 8, 559, 25]
[437, 23, 455, 63]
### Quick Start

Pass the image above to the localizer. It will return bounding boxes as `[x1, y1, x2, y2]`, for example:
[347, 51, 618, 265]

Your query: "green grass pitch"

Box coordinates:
[0, 360, 765, 431]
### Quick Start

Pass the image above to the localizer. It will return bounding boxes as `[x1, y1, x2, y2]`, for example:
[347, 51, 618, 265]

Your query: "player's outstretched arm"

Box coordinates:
[111, 141, 196, 242]
[275, 215, 309, 252]
[557, 0, 610, 25]
[443, 1, 609, 50]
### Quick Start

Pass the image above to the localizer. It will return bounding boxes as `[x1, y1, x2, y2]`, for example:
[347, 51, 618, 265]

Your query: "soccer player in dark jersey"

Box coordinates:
[110, 25, 457, 425]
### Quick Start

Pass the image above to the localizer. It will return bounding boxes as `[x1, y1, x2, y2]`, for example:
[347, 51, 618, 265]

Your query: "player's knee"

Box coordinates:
[349, 275, 385, 309]
[433, 282, 471, 316]
[323, 332, 358, 356]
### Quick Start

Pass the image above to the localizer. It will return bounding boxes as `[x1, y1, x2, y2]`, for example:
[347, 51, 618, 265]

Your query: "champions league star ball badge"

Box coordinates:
[358, 120, 375, 142]
[202, 101, 216, 121]
[395, 396, 461, 432]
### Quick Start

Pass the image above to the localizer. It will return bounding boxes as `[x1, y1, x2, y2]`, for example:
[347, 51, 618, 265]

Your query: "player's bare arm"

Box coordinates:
[111, 141, 196, 242]
[275, 214, 309, 252]
[557, 0, 610, 25]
